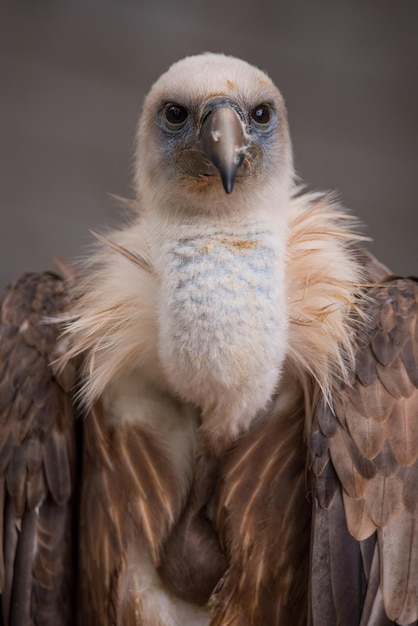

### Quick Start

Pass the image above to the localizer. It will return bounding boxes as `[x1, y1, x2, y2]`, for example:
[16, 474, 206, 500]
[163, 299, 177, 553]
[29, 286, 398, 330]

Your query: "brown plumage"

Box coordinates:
[310, 275, 418, 626]
[1, 53, 418, 626]
[0, 272, 76, 625]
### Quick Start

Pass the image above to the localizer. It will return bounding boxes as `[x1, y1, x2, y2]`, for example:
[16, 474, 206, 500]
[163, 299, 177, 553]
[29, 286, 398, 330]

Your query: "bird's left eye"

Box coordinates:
[251, 104, 272, 128]
[163, 104, 189, 129]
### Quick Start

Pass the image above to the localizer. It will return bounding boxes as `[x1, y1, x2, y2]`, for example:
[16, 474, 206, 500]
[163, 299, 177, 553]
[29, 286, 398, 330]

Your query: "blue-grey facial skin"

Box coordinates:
[153, 96, 282, 193]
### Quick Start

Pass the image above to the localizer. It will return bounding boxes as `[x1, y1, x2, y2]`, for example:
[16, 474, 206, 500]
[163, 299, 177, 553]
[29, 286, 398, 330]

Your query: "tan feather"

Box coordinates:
[358, 378, 396, 422]
[385, 393, 418, 465]
[343, 398, 386, 460]
[342, 492, 376, 540]
[329, 427, 374, 499]
[91, 231, 153, 274]
[364, 473, 404, 528]
[376, 356, 416, 399]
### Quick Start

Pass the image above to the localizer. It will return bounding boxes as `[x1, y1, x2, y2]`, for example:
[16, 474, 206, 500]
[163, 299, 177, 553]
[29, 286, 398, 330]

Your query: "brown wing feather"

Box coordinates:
[311, 276, 418, 625]
[78, 399, 193, 624]
[210, 384, 311, 626]
[0, 272, 77, 626]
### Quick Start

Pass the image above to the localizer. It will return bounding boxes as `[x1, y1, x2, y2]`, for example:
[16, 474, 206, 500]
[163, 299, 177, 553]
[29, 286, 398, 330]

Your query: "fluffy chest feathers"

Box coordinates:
[153, 219, 288, 443]
[64, 194, 362, 447]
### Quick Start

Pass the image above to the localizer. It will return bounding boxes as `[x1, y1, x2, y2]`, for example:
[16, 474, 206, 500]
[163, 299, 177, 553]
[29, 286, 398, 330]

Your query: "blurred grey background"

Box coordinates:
[1, 0, 417, 290]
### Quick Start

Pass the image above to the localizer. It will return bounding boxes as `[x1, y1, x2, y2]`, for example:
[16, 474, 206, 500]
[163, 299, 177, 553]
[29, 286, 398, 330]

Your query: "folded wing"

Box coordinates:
[0, 272, 77, 626]
[310, 276, 418, 626]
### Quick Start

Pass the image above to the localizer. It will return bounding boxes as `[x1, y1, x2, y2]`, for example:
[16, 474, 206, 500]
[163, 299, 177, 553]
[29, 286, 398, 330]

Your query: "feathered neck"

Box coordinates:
[61, 191, 365, 419]
[285, 192, 365, 404]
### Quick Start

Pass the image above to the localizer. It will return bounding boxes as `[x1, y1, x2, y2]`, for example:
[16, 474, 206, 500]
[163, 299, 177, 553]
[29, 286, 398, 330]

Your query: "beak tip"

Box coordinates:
[222, 177, 234, 195]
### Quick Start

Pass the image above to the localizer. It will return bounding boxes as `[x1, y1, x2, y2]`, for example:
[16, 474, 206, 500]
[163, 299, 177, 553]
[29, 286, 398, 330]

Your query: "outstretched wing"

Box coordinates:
[0, 273, 77, 626]
[310, 276, 418, 625]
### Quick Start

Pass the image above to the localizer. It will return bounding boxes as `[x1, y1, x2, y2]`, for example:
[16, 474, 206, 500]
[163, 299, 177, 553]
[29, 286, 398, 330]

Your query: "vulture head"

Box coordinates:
[135, 53, 294, 214]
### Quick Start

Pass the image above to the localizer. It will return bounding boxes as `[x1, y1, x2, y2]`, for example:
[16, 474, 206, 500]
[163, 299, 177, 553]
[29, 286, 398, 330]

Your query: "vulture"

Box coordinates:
[1, 52, 418, 626]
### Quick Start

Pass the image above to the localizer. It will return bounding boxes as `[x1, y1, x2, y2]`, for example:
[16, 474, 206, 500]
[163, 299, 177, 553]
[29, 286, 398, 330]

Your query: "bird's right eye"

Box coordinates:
[163, 104, 189, 130]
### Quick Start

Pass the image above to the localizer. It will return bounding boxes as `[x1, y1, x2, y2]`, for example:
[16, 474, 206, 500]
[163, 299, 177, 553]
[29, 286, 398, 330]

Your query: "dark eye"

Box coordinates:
[163, 104, 189, 129]
[251, 104, 271, 127]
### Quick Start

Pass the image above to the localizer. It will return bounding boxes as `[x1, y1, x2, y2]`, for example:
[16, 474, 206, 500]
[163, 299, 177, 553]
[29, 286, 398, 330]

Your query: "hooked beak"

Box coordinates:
[199, 103, 247, 194]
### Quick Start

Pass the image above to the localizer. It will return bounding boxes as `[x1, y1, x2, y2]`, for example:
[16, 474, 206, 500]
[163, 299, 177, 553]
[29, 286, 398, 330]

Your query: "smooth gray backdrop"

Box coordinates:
[1, 0, 417, 290]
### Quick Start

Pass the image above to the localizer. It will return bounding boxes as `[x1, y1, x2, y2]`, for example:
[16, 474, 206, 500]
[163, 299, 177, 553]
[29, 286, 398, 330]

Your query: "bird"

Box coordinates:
[1, 52, 418, 626]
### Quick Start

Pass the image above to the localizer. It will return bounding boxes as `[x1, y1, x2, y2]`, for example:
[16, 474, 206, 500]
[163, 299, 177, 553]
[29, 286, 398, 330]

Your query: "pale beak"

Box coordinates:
[199, 104, 247, 194]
